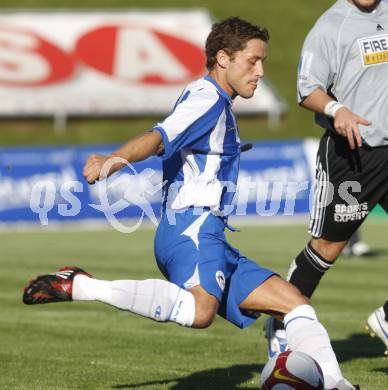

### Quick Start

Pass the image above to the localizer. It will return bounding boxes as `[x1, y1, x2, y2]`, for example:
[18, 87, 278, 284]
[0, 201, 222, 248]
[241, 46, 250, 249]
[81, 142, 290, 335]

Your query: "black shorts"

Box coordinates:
[309, 130, 388, 241]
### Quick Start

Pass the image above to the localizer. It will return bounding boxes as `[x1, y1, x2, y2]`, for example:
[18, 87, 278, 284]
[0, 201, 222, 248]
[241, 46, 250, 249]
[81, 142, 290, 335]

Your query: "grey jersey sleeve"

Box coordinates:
[297, 23, 337, 103]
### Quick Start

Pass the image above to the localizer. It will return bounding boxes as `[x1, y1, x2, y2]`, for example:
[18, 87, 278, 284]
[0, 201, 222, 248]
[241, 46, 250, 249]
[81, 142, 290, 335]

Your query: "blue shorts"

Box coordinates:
[154, 209, 276, 329]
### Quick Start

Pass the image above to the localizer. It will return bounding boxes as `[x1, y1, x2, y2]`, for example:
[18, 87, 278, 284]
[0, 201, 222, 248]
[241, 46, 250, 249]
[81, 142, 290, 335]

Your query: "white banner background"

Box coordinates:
[0, 10, 286, 117]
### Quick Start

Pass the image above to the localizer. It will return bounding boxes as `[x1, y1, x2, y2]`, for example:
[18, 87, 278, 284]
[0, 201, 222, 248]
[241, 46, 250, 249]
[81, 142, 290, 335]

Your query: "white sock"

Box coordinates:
[73, 275, 195, 327]
[284, 304, 343, 389]
[73, 275, 112, 301]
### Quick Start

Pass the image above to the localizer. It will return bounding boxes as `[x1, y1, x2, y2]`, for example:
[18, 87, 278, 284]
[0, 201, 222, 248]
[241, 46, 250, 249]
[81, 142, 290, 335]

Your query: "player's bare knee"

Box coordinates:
[192, 309, 216, 329]
[188, 285, 218, 329]
[310, 238, 346, 261]
[192, 296, 218, 328]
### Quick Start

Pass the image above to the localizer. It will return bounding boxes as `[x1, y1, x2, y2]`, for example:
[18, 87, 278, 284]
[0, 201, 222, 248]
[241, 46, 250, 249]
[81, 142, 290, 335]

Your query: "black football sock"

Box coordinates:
[272, 243, 334, 331]
[287, 242, 334, 299]
[273, 243, 334, 332]
[383, 300, 388, 322]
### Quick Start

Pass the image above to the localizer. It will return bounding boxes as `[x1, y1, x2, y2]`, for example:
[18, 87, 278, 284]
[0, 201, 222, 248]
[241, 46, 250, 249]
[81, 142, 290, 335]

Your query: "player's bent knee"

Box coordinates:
[188, 285, 219, 329]
[192, 296, 218, 328]
[192, 298, 218, 328]
[192, 311, 216, 329]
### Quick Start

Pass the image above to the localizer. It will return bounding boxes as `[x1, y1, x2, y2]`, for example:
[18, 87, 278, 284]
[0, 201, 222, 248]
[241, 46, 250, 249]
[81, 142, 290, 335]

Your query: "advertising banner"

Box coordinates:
[0, 10, 286, 117]
[0, 140, 315, 230]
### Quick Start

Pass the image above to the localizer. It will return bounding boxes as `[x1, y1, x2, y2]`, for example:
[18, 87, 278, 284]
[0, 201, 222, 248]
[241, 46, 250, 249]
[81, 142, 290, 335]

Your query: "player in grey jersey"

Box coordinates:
[265, 0, 388, 361]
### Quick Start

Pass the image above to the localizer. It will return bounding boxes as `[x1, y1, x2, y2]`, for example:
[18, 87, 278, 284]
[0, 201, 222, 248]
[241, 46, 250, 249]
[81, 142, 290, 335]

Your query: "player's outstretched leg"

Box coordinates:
[365, 304, 388, 357]
[23, 267, 201, 327]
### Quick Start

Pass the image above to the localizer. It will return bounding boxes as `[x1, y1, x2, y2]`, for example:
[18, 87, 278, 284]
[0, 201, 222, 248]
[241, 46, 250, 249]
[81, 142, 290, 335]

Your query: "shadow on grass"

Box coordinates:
[113, 363, 263, 389]
[373, 367, 388, 375]
[113, 334, 384, 389]
[332, 333, 385, 362]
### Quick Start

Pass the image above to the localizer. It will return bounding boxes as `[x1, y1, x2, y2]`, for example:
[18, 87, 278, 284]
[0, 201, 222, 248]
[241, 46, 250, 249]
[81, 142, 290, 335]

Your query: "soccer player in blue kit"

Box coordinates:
[23, 17, 358, 390]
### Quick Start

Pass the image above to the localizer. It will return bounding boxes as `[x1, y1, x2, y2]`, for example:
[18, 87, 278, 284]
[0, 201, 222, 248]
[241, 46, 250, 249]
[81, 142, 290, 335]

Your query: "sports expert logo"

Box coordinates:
[334, 202, 368, 222]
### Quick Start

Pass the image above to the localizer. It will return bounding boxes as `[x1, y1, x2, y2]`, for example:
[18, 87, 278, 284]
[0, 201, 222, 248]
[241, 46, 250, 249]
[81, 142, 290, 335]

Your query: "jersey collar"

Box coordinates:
[204, 75, 233, 104]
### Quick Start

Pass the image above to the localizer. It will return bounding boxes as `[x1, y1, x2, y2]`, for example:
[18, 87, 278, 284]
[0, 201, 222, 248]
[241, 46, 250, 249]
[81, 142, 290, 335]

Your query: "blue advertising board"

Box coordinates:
[237, 140, 313, 217]
[0, 141, 315, 228]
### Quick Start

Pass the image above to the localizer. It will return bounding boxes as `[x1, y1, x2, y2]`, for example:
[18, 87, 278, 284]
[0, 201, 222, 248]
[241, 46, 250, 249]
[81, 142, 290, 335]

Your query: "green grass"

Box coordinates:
[1, 222, 387, 389]
[0, 0, 335, 146]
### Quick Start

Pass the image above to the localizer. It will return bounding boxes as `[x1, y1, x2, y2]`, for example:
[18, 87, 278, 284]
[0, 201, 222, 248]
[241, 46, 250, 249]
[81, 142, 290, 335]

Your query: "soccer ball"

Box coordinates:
[260, 351, 324, 390]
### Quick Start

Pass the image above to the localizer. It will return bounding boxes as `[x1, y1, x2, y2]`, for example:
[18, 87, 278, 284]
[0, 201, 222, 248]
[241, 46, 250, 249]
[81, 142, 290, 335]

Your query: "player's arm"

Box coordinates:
[301, 88, 370, 150]
[83, 130, 163, 184]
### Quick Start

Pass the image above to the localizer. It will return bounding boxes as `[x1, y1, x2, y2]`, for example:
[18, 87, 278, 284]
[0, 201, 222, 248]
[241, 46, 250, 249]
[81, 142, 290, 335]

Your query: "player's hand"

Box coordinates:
[83, 154, 123, 184]
[333, 107, 370, 150]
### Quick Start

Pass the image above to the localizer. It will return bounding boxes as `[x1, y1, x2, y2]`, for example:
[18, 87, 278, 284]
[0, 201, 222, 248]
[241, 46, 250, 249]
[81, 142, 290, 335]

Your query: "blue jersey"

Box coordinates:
[153, 75, 241, 215]
[153, 76, 277, 329]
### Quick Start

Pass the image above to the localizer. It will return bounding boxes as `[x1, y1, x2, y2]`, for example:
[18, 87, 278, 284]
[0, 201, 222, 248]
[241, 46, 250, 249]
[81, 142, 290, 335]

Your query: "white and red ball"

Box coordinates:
[260, 351, 324, 390]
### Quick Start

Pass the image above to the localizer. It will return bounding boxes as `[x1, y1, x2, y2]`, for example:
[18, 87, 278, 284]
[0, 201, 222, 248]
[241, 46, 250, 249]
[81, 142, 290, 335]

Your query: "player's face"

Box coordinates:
[225, 38, 267, 99]
[348, 0, 380, 12]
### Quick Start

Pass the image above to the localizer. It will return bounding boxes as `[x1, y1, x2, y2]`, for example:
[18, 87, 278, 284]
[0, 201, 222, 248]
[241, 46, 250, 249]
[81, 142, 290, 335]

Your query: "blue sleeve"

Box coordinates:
[152, 89, 225, 160]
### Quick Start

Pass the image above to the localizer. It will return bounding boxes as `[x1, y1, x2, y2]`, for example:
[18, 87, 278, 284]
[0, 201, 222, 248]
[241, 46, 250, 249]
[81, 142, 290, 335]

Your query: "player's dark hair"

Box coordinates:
[205, 17, 269, 70]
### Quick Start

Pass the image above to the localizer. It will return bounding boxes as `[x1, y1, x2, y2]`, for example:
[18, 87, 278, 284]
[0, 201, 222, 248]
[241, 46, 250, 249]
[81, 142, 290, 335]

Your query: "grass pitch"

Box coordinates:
[1, 222, 387, 389]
